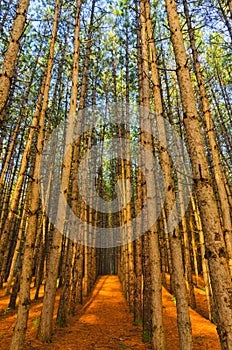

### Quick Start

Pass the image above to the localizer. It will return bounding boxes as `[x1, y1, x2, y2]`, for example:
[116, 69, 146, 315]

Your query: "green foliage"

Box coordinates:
[4, 307, 11, 315]
[171, 296, 176, 305]
[142, 331, 151, 343]
[134, 318, 142, 327]
[32, 317, 40, 328]
[56, 317, 67, 328]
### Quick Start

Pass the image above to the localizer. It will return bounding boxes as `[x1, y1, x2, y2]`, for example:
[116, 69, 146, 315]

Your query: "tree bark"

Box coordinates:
[0, 0, 30, 121]
[165, 0, 232, 347]
[9, 1, 60, 348]
[139, 1, 166, 347]
[183, 0, 232, 278]
[37, 0, 82, 342]
[143, 0, 193, 348]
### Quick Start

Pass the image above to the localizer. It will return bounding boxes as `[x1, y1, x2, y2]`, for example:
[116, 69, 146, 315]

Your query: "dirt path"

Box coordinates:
[0, 275, 221, 349]
[28, 275, 150, 350]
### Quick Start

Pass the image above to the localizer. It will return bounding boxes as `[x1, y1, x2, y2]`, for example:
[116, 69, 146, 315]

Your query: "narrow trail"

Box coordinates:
[0, 275, 220, 349]
[33, 275, 150, 350]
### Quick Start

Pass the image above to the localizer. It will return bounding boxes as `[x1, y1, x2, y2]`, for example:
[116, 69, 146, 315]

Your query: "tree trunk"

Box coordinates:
[165, 0, 232, 347]
[9, 1, 60, 348]
[0, 74, 45, 276]
[142, 0, 193, 348]
[0, 0, 30, 121]
[37, 0, 82, 342]
[183, 0, 232, 278]
[139, 1, 166, 347]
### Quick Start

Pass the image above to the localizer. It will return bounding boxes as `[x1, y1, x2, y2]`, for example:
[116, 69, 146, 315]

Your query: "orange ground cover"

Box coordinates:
[0, 276, 220, 349]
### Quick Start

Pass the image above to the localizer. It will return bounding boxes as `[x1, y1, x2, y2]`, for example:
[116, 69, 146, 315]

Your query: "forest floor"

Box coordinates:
[0, 275, 220, 350]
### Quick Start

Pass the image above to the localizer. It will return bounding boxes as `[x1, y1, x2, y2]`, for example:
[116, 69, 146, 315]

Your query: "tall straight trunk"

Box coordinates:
[139, 0, 152, 338]
[191, 196, 214, 320]
[139, 1, 166, 347]
[34, 215, 47, 300]
[56, 0, 95, 324]
[165, 0, 232, 347]
[158, 217, 168, 287]
[0, 180, 27, 287]
[70, 244, 83, 314]
[125, 24, 135, 312]
[0, 44, 43, 279]
[5, 205, 26, 295]
[133, 0, 143, 323]
[69, 129, 83, 311]
[0, 0, 30, 121]
[178, 185, 196, 309]
[171, 127, 197, 307]
[8, 260, 21, 309]
[0, 126, 26, 226]
[160, 37, 195, 304]
[0, 69, 46, 274]
[134, 208, 143, 322]
[0, 161, 17, 235]
[189, 212, 199, 288]
[56, 238, 74, 326]
[78, 0, 96, 297]
[0, 39, 42, 188]
[9, 1, 60, 349]
[143, 0, 193, 348]
[38, 0, 82, 342]
[0, 70, 18, 160]
[117, 124, 131, 306]
[136, 0, 143, 105]
[161, 207, 174, 292]
[183, 0, 232, 277]
[88, 87, 98, 286]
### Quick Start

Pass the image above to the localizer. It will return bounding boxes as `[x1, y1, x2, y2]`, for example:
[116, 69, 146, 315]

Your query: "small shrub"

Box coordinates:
[134, 318, 142, 327]
[142, 331, 151, 342]
[32, 317, 39, 328]
[4, 307, 11, 314]
[171, 296, 176, 304]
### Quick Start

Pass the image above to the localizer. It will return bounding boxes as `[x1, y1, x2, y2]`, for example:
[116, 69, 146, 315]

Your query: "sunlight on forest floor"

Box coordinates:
[0, 276, 220, 349]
